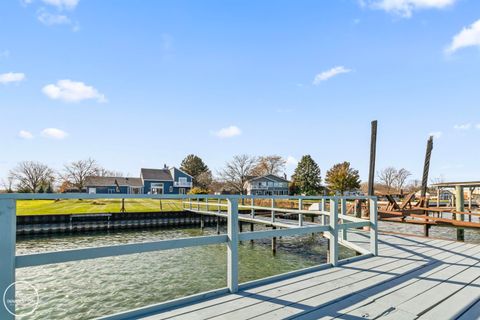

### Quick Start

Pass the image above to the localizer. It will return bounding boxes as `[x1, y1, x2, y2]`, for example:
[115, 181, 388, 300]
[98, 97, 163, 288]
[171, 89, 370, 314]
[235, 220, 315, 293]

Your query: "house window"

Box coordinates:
[169, 186, 173, 193]
[179, 177, 187, 183]
[108, 189, 116, 194]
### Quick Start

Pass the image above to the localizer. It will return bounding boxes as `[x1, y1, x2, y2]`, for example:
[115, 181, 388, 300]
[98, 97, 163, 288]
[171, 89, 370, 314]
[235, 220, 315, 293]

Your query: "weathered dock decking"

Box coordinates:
[133, 231, 480, 320]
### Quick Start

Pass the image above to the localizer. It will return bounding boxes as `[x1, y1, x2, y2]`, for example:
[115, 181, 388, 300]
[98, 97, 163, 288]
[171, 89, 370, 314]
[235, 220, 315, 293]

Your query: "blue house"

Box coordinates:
[141, 166, 192, 195]
[84, 166, 193, 195]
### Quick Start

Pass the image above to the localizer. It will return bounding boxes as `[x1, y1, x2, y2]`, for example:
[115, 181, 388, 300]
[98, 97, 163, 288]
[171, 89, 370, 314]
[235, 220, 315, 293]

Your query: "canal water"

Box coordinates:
[15, 226, 355, 320]
[16, 221, 480, 319]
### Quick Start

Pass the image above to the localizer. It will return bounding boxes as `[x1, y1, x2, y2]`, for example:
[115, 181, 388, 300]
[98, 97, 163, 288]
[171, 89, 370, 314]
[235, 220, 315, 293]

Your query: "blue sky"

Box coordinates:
[1, 0, 480, 183]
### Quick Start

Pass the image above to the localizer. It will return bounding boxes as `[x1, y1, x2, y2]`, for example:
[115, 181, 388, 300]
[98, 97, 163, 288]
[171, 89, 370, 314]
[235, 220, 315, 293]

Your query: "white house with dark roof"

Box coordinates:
[245, 174, 290, 196]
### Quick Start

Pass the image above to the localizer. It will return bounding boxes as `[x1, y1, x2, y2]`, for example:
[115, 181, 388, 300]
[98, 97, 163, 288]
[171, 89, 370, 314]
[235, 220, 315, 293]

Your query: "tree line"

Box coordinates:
[4, 155, 427, 196]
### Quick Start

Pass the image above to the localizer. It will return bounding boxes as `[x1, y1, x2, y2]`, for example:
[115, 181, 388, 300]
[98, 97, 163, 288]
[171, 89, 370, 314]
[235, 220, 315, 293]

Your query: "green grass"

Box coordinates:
[16, 199, 186, 216]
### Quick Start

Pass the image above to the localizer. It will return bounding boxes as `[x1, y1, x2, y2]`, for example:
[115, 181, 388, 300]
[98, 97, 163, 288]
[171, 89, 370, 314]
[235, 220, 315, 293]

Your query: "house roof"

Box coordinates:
[247, 174, 290, 183]
[431, 181, 480, 188]
[141, 168, 173, 181]
[85, 176, 144, 187]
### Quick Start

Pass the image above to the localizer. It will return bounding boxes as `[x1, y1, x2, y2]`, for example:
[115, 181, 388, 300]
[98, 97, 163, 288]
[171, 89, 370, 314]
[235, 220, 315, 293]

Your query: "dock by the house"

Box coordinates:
[124, 231, 480, 320]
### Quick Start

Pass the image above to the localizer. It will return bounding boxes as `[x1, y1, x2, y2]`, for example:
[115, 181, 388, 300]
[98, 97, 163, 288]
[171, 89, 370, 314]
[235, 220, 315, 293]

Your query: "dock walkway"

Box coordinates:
[135, 231, 480, 320]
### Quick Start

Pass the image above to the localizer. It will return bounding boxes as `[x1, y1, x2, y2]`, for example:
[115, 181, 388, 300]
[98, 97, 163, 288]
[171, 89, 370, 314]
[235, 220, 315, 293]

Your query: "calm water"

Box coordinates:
[16, 226, 355, 320]
[16, 220, 480, 319]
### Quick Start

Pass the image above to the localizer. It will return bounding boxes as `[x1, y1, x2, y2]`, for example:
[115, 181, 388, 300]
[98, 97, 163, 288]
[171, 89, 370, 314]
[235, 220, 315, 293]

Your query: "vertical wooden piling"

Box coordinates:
[271, 198, 275, 223]
[216, 216, 220, 234]
[272, 226, 277, 255]
[456, 185, 465, 241]
[250, 223, 254, 245]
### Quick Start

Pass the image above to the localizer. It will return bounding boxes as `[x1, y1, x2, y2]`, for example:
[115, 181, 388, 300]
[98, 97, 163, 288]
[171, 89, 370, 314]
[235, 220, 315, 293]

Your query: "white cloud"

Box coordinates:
[42, 79, 107, 103]
[41, 0, 79, 10]
[454, 123, 471, 130]
[476, 124, 480, 129]
[313, 66, 351, 85]
[0, 72, 25, 84]
[446, 19, 480, 54]
[429, 131, 443, 139]
[18, 130, 34, 139]
[364, 0, 456, 18]
[38, 12, 71, 25]
[286, 156, 298, 167]
[214, 125, 242, 138]
[41, 128, 68, 139]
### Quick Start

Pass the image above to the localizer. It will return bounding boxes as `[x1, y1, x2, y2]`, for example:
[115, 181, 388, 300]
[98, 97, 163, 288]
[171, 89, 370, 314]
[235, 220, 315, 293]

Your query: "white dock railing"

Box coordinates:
[0, 193, 377, 320]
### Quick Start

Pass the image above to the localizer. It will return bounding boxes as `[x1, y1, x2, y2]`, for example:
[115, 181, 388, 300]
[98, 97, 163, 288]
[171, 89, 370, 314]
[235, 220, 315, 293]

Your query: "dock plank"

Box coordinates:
[138, 234, 468, 320]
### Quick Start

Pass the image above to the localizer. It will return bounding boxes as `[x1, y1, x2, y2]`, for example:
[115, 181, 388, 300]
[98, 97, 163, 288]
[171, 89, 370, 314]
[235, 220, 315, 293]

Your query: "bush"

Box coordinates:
[188, 187, 210, 195]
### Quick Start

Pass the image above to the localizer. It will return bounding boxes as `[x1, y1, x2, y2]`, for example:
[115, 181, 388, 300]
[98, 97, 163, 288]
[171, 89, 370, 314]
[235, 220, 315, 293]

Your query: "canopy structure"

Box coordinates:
[431, 181, 480, 189]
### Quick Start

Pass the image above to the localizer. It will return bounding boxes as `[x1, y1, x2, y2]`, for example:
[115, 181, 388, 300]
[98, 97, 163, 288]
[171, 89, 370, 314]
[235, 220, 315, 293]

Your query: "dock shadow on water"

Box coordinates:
[16, 226, 355, 320]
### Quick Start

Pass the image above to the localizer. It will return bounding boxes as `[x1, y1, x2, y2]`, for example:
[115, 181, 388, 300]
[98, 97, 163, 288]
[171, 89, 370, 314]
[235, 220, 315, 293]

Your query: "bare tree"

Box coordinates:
[219, 154, 258, 194]
[1, 176, 14, 193]
[95, 168, 124, 177]
[377, 167, 397, 192]
[251, 155, 286, 176]
[395, 168, 411, 192]
[61, 158, 101, 191]
[9, 161, 55, 193]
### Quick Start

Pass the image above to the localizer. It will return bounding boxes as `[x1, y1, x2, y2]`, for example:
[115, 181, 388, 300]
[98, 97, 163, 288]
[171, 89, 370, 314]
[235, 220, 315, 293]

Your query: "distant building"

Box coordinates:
[141, 167, 192, 195]
[245, 174, 289, 196]
[85, 177, 144, 194]
[84, 166, 192, 195]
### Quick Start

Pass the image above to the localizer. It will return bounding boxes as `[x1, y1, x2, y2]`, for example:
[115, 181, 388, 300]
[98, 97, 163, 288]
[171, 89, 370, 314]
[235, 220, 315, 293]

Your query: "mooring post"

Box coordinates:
[200, 215, 205, 230]
[250, 223, 254, 245]
[0, 199, 16, 320]
[298, 198, 303, 226]
[456, 185, 465, 241]
[216, 216, 220, 234]
[329, 198, 339, 266]
[272, 226, 277, 255]
[437, 188, 440, 208]
[370, 197, 378, 255]
[271, 198, 275, 223]
[341, 198, 347, 241]
[227, 198, 239, 293]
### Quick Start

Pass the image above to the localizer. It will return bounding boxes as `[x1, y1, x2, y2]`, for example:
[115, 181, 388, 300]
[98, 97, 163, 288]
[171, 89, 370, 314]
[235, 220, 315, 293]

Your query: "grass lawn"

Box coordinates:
[16, 199, 186, 216]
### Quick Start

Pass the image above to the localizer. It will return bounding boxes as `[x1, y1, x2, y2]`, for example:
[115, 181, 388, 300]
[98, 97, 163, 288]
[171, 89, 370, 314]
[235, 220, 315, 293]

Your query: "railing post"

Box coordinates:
[0, 199, 16, 320]
[271, 198, 275, 223]
[341, 198, 347, 240]
[329, 198, 339, 266]
[251, 197, 255, 218]
[206, 198, 209, 212]
[227, 198, 239, 293]
[321, 198, 326, 226]
[369, 197, 378, 256]
[298, 198, 303, 226]
[217, 198, 220, 214]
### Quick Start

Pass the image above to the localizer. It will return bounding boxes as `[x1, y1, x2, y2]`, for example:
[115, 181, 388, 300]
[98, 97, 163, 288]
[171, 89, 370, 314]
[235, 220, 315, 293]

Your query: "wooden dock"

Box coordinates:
[129, 231, 480, 320]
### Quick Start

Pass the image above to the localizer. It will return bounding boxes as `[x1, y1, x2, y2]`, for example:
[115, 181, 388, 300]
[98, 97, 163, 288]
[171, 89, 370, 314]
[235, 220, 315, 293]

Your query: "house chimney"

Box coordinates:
[164, 164, 167, 169]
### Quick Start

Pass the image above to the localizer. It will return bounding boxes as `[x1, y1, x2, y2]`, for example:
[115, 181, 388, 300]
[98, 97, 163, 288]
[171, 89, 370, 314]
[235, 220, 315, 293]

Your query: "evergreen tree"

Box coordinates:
[180, 154, 211, 188]
[292, 155, 322, 195]
[325, 161, 361, 195]
[38, 185, 45, 193]
[46, 183, 53, 193]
